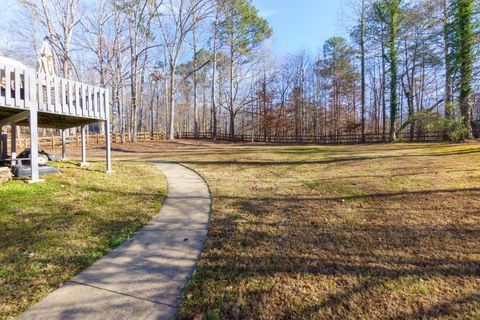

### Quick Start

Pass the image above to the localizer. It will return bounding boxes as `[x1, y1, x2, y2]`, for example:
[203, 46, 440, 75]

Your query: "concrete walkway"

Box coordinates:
[18, 163, 211, 320]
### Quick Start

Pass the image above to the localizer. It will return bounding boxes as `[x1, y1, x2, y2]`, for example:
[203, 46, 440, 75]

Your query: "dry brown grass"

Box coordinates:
[83, 141, 480, 319]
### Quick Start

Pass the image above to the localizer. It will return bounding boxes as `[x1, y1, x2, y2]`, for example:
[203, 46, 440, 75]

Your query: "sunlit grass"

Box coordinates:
[0, 161, 166, 319]
[41, 141, 480, 318]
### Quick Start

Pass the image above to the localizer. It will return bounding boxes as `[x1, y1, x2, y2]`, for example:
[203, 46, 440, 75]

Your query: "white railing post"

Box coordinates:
[0, 64, 6, 106]
[37, 73, 44, 111]
[68, 81, 74, 115]
[45, 74, 52, 112]
[61, 79, 67, 114]
[5, 66, 12, 106]
[14, 69, 21, 107]
[75, 82, 80, 116]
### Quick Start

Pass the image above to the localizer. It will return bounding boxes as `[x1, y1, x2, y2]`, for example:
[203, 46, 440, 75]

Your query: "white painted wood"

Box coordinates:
[37, 73, 44, 111]
[105, 90, 111, 173]
[0, 58, 107, 121]
[81, 125, 87, 166]
[61, 129, 67, 160]
[0, 111, 29, 127]
[54, 77, 61, 113]
[82, 85, 87, 117]
[61, 79, 67, 114]
[45, 75, 52, 112]
[22, 73, 27, 108]
[14, 69, 21, 107]
[68, 81, 74, 115]
[93, 88, 98, 118]
[5, 66, 12, 106]
[87, 86, 92, 118]
[0, 64, 6, 106]
[29, 105, 40, 182]
[27, 70, 35, 108]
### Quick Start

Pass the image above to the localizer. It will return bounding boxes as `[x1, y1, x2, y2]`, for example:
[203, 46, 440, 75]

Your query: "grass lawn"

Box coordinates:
[95, 140, 480, 319]
[0, 161, 166, 320]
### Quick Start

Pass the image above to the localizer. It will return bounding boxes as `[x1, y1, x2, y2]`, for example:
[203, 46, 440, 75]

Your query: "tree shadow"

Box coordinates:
[179, 184, 480, 319]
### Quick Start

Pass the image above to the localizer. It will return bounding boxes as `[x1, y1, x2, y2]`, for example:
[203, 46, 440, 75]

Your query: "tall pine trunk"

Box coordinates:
[360, 0, 366, 143]
[388, 0, 400, 142]
[454, 0, 474, 139]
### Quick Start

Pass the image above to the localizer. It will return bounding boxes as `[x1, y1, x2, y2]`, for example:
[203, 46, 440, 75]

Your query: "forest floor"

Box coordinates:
[0, 161, 166, 320]
[13, 140, 480, 319]
[78, 140, 480, 319]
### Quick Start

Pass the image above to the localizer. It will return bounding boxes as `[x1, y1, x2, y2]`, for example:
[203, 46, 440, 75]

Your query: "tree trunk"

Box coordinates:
[229, 32, 235, 138]
[443, 0, 452, 120]
[168, 62, 176, 140]
[360, 0, 366, 143]
[192, 17, 200, 139]
[388, 2, 399, 142]
[211, 17, 218, 139]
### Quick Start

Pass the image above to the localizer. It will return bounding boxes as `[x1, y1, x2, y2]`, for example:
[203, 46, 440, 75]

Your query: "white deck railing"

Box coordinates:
[0, 61, 107, 121]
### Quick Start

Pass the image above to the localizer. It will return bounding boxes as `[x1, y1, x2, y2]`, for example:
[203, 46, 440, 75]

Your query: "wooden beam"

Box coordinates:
[0, 111, 29, 127]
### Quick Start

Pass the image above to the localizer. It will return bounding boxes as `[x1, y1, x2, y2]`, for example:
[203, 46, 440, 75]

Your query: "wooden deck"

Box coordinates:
[0, 59, 108, 129]
[0, 57, 111, 181]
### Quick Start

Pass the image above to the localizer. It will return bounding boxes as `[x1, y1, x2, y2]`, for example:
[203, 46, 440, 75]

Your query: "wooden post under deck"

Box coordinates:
[61, 129, 67, 160]
[11, 123, 16, 165]
[0, 126, 5, 160]
[80, 125, 88, 167]
[29, 106, 41, 183]
[105, 120, 112, 173]
[105, 91, 112, 173]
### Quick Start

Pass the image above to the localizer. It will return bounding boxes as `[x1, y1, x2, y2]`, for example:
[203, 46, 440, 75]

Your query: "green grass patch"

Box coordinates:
[0, 161, 166, 319]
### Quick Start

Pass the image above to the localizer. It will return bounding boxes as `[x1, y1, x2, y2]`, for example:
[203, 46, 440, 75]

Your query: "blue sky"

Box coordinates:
[252, 0, 349, 55]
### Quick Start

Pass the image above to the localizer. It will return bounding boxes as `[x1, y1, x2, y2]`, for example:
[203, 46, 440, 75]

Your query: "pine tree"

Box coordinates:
[386, 0, 401, 142]
[451, 0, 475, 139]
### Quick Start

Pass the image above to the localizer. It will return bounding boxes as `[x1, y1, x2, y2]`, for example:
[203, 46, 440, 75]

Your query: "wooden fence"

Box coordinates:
[178, 131, 446, 144]
[4, 131, 165, 150]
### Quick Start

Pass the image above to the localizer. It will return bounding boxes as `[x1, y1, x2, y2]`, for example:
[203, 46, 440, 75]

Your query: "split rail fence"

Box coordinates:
[178, 131, 446, 144]
[3, 131, 166, 150]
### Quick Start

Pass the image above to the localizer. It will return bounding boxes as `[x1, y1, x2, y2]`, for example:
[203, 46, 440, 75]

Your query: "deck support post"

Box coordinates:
[29, 106, 42, 183]
[105, 90, 112, 173]
[105, 120, 112, 173]
[0, 126, 6, 160]
[11, 123, 16, 165]
[61, 129, 67, 160]
[80, 125, 88, 167]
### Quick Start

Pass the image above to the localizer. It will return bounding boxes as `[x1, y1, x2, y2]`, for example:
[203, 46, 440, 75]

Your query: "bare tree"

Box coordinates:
[158, 0, 211, 140]
[18, 0, 80, 79]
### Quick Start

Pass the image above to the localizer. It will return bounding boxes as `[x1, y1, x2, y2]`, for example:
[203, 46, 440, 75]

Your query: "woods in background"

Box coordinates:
[3, 0, 479, 143]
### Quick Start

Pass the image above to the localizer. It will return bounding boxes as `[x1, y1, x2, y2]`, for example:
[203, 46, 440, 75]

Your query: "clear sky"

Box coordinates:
[252, 0, 349, 55]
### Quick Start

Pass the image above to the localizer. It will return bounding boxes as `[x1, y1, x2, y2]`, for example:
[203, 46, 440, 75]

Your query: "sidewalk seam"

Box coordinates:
[67, 281, 178, 309]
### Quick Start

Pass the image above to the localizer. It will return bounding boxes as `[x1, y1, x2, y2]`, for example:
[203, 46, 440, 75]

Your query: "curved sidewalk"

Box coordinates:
[18, 163, 211, 320]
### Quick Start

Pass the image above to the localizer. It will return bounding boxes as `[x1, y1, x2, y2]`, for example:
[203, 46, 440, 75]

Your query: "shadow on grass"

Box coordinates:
[180, 185, 480, 319]
[210, 187, 480, 203]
